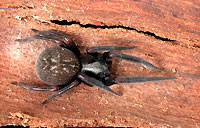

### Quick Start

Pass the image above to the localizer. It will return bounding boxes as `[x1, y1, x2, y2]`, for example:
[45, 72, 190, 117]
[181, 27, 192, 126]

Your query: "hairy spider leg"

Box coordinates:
[78, 73, 121, 96]
[109, 52, 163, 70]
[15, 29, 81, 57]
[15, 35, 63, 44]
[86, 45, 136, 53]
[108, 52, 175, 83]
[108, 52, 176, 83]
[86, 45, 137, 63]
[11, 69, 81, 105]
[10, 80, 80, 104]
[86, 45, 175, 85]
[31, 29, 81, 57]
[41, 80, 81, 105]
[10, 82, 58, 91]
[115, 76, 176, 84]
[87, 45, 162, 70]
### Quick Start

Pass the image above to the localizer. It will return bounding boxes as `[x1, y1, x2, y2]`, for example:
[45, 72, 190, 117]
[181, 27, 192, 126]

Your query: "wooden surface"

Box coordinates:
[0, 0, 200, 127]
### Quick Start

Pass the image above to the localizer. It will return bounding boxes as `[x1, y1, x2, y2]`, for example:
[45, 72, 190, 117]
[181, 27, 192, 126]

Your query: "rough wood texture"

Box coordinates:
[0, 0, 199, 127]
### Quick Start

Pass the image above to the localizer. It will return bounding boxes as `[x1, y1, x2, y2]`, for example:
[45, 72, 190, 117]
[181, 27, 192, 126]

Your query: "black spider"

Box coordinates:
[11, 29, 175, 104]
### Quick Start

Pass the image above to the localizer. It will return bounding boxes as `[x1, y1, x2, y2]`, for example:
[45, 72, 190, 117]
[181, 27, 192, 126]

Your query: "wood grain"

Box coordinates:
[0, 0, 199, 127]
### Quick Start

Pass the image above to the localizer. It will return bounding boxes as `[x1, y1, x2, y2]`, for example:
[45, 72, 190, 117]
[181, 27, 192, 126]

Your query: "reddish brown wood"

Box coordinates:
[0, 0, 200, 127]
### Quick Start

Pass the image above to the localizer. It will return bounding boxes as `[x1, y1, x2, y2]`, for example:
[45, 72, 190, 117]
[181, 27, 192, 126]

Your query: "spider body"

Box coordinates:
[11, 29, 175, 104]
[35, 46, 80, 85]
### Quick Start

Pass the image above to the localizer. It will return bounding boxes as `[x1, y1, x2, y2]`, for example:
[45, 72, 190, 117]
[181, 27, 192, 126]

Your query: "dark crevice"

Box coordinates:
[0, 5, 34, 10]
[0, 125, 30, 128]
[192, 44, 200, 48]
[51, 20, 178, 42]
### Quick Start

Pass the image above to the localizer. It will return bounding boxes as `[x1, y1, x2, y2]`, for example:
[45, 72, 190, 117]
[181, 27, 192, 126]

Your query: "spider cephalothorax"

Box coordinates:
[11, 29, 175, 104]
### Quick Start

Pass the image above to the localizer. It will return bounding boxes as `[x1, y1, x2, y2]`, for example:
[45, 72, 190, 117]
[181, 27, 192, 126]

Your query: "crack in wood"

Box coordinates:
[51, 20, 179, 43]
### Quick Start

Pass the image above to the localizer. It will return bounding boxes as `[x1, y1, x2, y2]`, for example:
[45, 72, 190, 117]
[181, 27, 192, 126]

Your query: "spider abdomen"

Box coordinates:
[35, 46, 80, 85]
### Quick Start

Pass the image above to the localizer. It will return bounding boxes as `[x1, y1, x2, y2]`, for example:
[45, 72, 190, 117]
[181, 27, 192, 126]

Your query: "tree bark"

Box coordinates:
[0, 0, 199, 127]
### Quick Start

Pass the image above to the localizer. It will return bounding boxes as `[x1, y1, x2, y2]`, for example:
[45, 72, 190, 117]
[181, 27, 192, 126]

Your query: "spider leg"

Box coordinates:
[109, 52, 163, 70]
[115, 76, 176, 83]
[15, 29, 81, 56]
[87, 45, 136, 53]
[31, 29, 81, 56]
[78, 73, 121, 96]
[41, 80, 80, 105]
[87, 46, 162, 70]
[15, 35, 37, 42]
[31, 29, 68, 39]
[15, 35, 62, 43]
[10, 82, 57, 91]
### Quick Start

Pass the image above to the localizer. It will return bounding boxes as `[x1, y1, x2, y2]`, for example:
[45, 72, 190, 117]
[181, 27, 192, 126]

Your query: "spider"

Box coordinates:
[11, 29, 175, 104]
